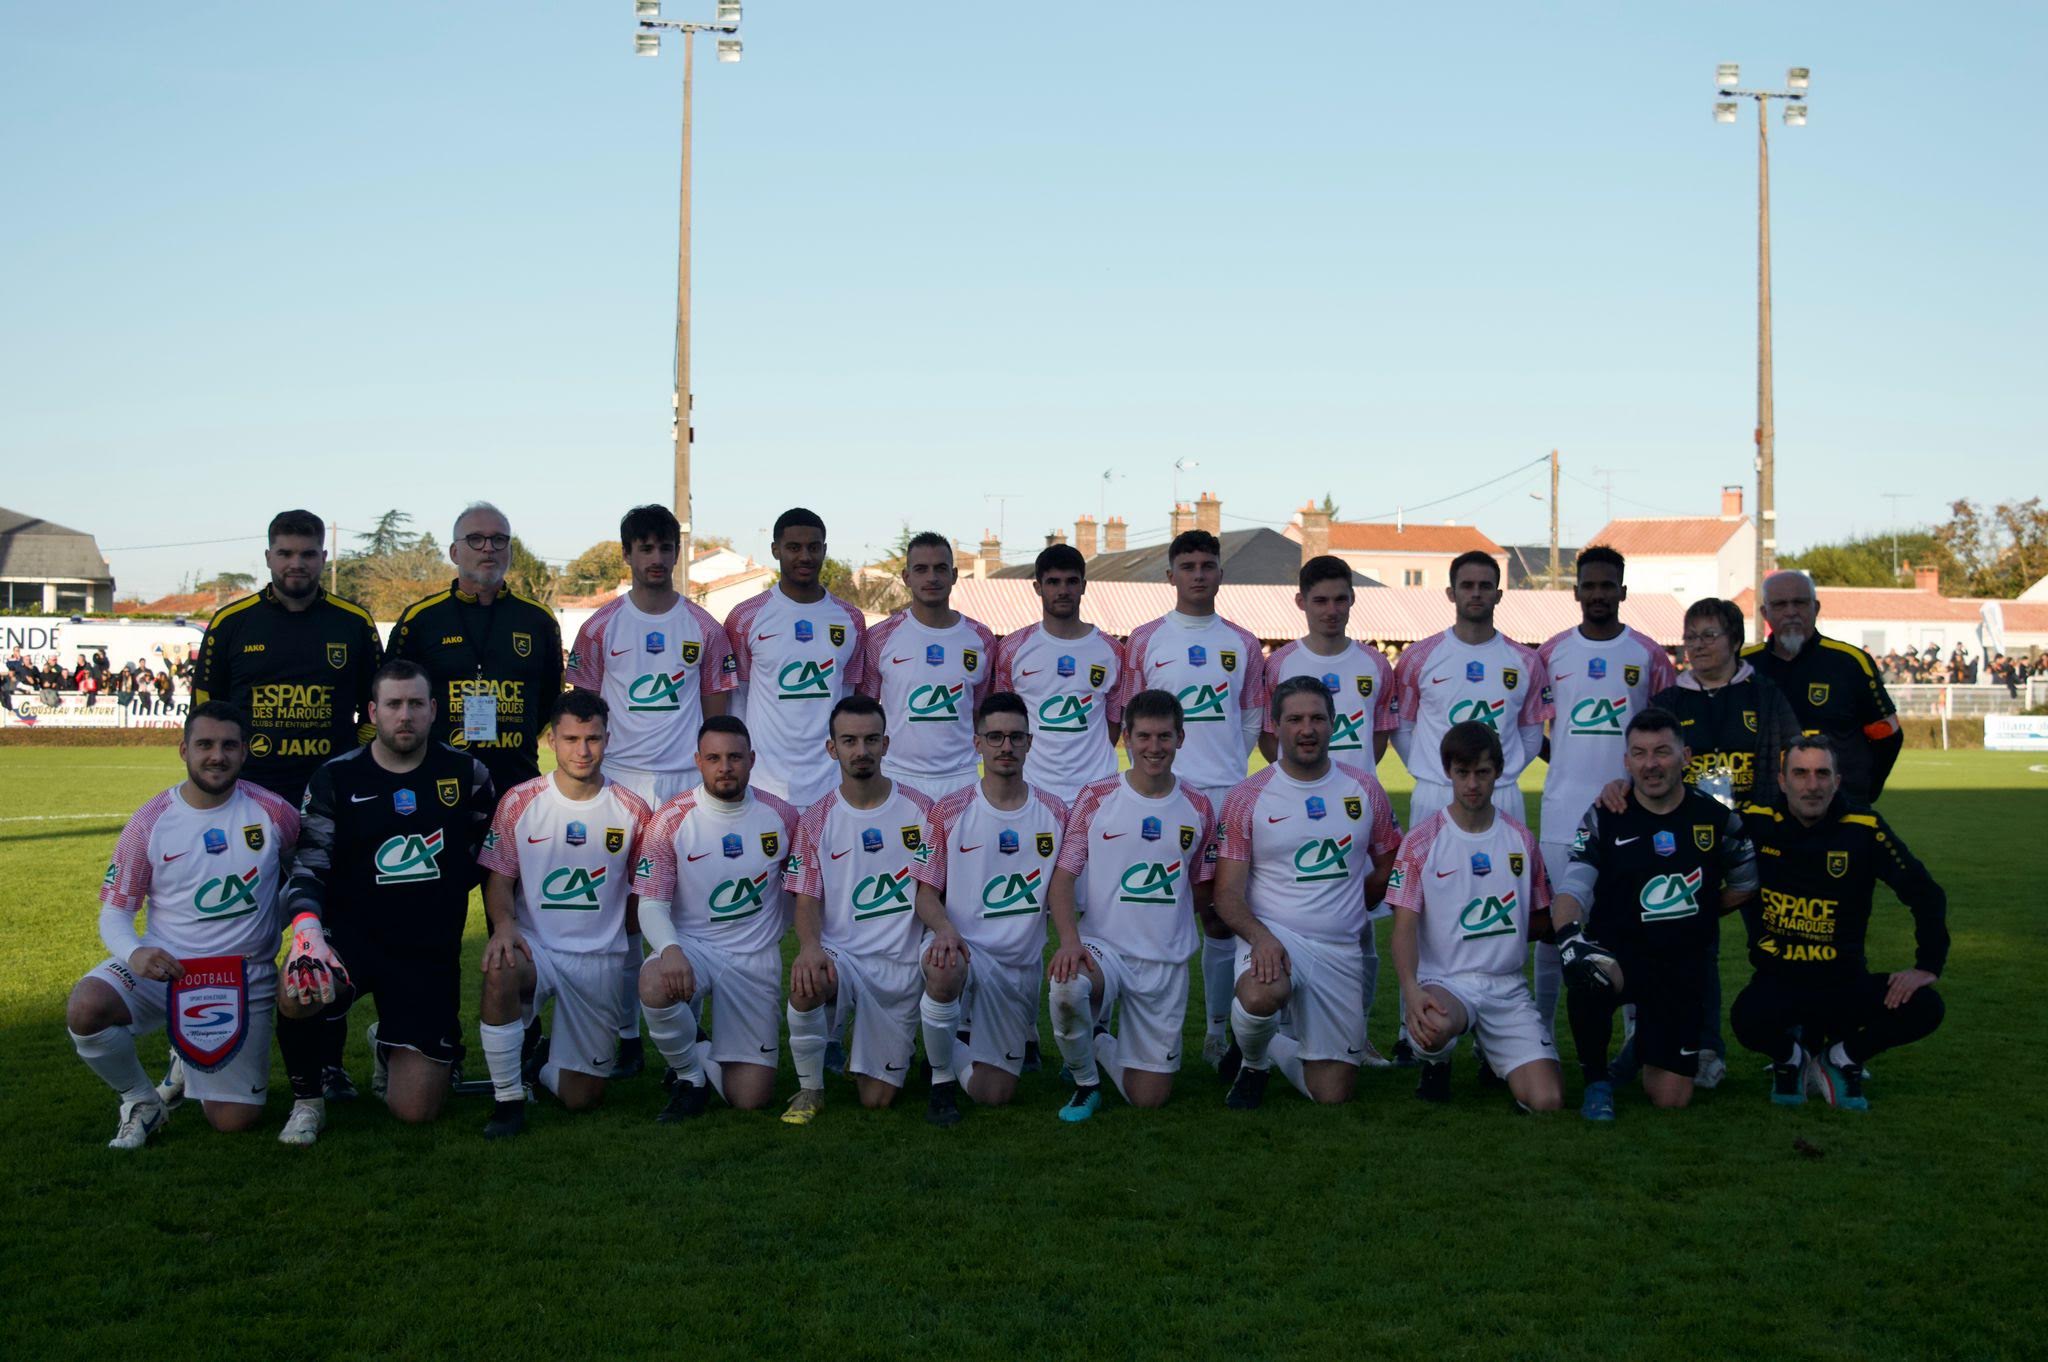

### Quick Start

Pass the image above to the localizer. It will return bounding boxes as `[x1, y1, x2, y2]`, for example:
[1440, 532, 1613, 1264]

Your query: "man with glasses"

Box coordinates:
[1743, 570, 1904, 804]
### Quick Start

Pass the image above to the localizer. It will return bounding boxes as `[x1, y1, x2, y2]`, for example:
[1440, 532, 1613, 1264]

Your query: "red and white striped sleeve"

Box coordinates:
[1055, 779, 1115, 878]
[722, 594, 764, 685]
[245, 782, 302, 853]
[1217, 769, 1269, 863]
[1393, 633, 1440, 735]
[1338, 762, 1403, 857]
[784, 794, 833, 900]
[1520, 821, 1553, 910]
[836, 597, 870, 692]
[857, 613, 901, 700]
[100, 790, 172, 912]
[1187, 786, 1219, 883]
[568, 599, 621, 691]
[991, 628, 1026, 693]
[910, 786, 971, 891]
[690, 601, 738, 698]
[1230, 620, 1270, 712]
[479, 778, 548, 878]
[1636, 628, 1680, 695]
[1101, 634, 1129, 724]
[1113, 620, 1160, 714]
[1513, 638, 1550, 729]
[967, 617, 1000, 701]
[1386, 814, 1440, 913]
[1260, 641, 1300, 736]
[634, 798, 690, 902]
[614, 785, 654, 857]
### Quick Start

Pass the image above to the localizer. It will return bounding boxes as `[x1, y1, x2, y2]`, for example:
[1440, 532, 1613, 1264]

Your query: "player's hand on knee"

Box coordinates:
[791, 947, 833, 1002]
[127, 947, 184, 983]
[1049, 943, 1088, 985]
[924, 928, 969, 971]
[481, 927, 530, 975]
[1247, 933, 1287, 985]
[646, 945, 695, 1004]
[284, 913, 347, 1006]
[1885, 968, 1936, 1008]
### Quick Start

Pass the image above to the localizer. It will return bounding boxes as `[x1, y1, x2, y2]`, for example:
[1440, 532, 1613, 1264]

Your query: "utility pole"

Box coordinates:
[1882, 492, 1908, 579]
[1548, 449, 1561, 589]
[328, 520, 338, 594]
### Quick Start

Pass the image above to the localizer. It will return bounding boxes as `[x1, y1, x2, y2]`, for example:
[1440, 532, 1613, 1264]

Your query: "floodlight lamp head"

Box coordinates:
[1783, 103, 1807, 127]
[635, 0, 659, 17]
[716, 0, 742, 24]
[1714, 102, 1739, 124]
[1787, 66, 1810, 91]
[1717, 63, 1740, 89]
[635, 31, 660, 56]
[716, 36, 741, 62]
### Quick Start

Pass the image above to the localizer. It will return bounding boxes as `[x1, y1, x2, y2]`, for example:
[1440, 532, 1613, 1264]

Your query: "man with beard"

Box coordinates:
[1744, 570, 1902, 803]
[859, 532, 1000, 801]
[993, 543, 1124, 805]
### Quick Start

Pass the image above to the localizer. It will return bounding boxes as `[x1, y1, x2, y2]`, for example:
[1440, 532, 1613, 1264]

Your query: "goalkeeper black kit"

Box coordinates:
[1743, 633, 1903, 803]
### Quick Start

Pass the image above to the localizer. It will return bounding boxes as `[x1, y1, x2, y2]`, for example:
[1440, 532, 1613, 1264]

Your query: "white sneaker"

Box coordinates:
[155, 1054, 187, 1111]
[368, 1023, 389, 1101]
[1695, 1050, 1728, 1090]
[109, 1097, 168, 1150]
[1356, 1038, 1394, 1070]
[278, 1098, 325, 1147]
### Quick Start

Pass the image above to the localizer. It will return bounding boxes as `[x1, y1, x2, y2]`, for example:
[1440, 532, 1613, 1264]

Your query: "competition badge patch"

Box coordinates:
[327, 642, 348, 671]
[1306, 796, 1327, 821]
[1588, 658, 1607, 680]
[1057, 655, 1076, 678]
[794, 619, 815, 644]
[646, 631, 666, 655]
[1036, 832, 1055, 857]
[167, 955, 250, 1072]
[861, 828, 884, 854]
[606, 827, 626, 853]
[1141, 816, 1162, 842]
[1188, 645, 1207, 668]
[900, 825, 923, 851]
[1220, 650, 1237, 673]
[437, 777, 461, 807]
[1503, 668, 1520, 691]
[681, 640, 701, 665]
[1652, 830, 1676, 857]
[1466, 661, 1485, 683]
[1827, 850, 1849, 878]
[512, 631, 532, 659]
[829, 624, 846, 647]
[203, 828, 228, 855]
[1089, 663, 1107, 688]
[1509, 852, 1525, 877]
[1470, 851, 1492, 877]
[1322, 672, 1341, 693]
[998, 829, 1019, 855]
[566, 821, 587, 847]
[242, 823, 265, 851]
[393, 789, 418, 816]
[722, 833, 744, 859]
[1343, 795, 1362, 821]
[1624, 664, 1641, 686]
[1693, 824, 1716, 851]
[760, 831, 779, 858]
[926, 644, 945, 667]
[1809, 683, 1831, 707]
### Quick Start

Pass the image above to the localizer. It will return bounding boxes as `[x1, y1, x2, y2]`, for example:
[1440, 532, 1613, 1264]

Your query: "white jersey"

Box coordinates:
[100, 781, 302, 961]
[785, 783, 935, 965]
[910, 782, 1069, 969]
[565, 594, 736, 776]
[1217, 762, 1402, 945]
[479, 776, 652, 954]
[1535, 626, 1678, 838]
[1057, 775, 1217, 965]
[633, 788, 801, 956]
[1117, 612, 1267, 791]
[1262, 638, 1396, 757]
[722, 589, 869, 807]
[1384, 810, 1550, 978]
[993, 623, 1125, 801]
[858, 610, 1000, 789]
[1392, 629, 1549, 785]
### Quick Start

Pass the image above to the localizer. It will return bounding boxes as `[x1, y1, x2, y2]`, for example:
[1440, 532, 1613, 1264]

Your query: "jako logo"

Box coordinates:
[709, 870, 774, 920]
[1639, 867, 1703, 920]
[627, 667, 691, 712]
[1117, 860, 1183, 905]
[1176, 682, 1229, 722]
[776, 658, 836, 698]
[1037, 693, 1094, 733]
[852, 867, 914, 919]
[907, 683, 966, 722]
[1292, 835, 1353, 883]
[1448, 698, 1507, 730]
[981, 869, 1043, 916]
[374, 829, 445, 885]
[195, 868, 262, 919]
[1569, 696, 1628, 736]
[1458, 888, 1519, 939]
[540, 865, 607, 908]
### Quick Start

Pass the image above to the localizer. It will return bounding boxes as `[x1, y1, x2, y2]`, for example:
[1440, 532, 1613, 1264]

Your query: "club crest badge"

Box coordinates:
[760, 831, 780, 858]
[963, 648, 979, 673]
[242, 824, 265, 851]
[1508, 852, 1525, 877]
[829, 624, 847, 647]
[326, 642, 348, 671]
[512, 631, 532, 659]
[437, 777, 461, 807]
[1343, 795, 1362, 821]
[681, 641, 701, 665]
[1693, 824, 1716, 851]
[1357, 676, 1374, 698]
[1036, 832, 1055, 857]
[900, 825, 923, 852]
[1220, 650, 1237, 673]
[1624, 664, 1642, 686]
[1178, 824, 1195, 851]
[1827, 850, 1849, 878]
[1503, 668, 1520, 691]
[605, 826, 626, 854]
[1809, 683, 1831, 707]
[1089, 663, 1107, 688]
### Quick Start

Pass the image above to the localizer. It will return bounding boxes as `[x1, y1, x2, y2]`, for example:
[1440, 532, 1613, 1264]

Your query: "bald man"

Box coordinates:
[1742, 571, 1902, 803]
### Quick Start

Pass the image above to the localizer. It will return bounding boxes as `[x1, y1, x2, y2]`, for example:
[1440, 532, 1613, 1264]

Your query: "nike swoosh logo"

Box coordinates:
[1165, 1050, 1180, 1062]
[161, 851, 186, 862]
[759, 1045, 775, 1054]
[1434, 870, 1456, 878]
[1678, 1047, 1700, 1056]
[1346, 1046, 1362, 1055]
[1550, 672, 1573, 680]
[960, 844, 983, 853]
[349, 794, 377, 802]
[1102, 832, 1127, 840]
[1153, 660, 1174, 669]
[1266, 816, 1289, 824]
[1615, 837, 1639, 846]
[755, 633, 778, 641]
[830, 848, 852, 860]
[1018, 668, 1041, 677]
[527, 836, 550, 844]
[892, 656, 913, 665]
[687, 852, 712, 862]
[885, 1062, 904, 1072]
[1006, 1052, 1022, 1062]
[1430, 677, 1450, 685]
[610, 647, 632, 656]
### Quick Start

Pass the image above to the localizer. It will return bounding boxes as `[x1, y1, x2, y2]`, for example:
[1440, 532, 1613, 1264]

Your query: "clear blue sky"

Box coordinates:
[4, 2, 2041, 596]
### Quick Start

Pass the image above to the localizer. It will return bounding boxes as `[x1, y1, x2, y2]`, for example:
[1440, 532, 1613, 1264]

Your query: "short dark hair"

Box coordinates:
[184, 700, 249, 739]
[905, 531, 952, 562]
[1298, 555, 1355, 595]
[1167, 529, 1221, 564]
[1624, 706, 1683, 742]
[698, 714, 751, 747]
[1034, 544, 1086, 579]
[1684, 597, 1745, 651]
[1439, 719, 1503, 774]
[1783, 733, 1838, 769]
[550, 689, 610, 729]
[1123, 687, 1184, 733]
[975, 690, 1029, 728]
[773, 508, 826, 541]
[1448, 550, 1499, 588]
[828, 693, 885, 738]
[1576, 545, 1625, 578]
[369, 658, 432, 703]
[267, 509, 324, 545]
[1270, 674, 1336, 723]
[620, 504, 681, 552]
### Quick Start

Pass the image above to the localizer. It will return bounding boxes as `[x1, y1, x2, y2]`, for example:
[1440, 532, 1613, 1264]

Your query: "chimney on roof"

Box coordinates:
[1195, 491, 1221, 535]
[1104, 516, 1127, 553]
[979, 532, 1002, 570]
[1914, 564, 1940, 594]
[1299, 501, 1332, 565]
[1721, 485, 1744, 519]
[1074, 514, 1098, 559]
[1170, 503, 1195, 538]
[1045, 529, 1068, 549]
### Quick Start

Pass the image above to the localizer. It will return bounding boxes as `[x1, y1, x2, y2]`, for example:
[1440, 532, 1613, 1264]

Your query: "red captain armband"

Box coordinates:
[1863, 719, 1898, 740]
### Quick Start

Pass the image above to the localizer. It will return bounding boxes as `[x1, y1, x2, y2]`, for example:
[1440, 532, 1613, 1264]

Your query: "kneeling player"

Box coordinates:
[910, 691, 1069, 1125]
[632, 715, 801, 1118]
[475, 691, 652, 1137]
[1549, 708, 1756, 1121]
[1212, 676, 1401, 1108]
[1388, 721, 1562, 1112]
[1045, 689, 1218, 1121]
[65, 703, 301, 1147]
[780, 695, 935, 1124]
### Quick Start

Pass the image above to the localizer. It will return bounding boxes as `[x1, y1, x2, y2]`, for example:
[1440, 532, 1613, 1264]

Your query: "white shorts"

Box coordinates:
[606, 766, 701, 809]
[1082, 940, 1188, 1075]
[532, 945, 631, 1079]
[86, 957, 276, 1106]
[1419, 969, 1558, 1077]
[956, 952, 1043, 1077]
[1235, 922, 1366, 1064]
[823, 948, 921, 1088]
[1409, 779, 1526, 826]
[677, 936, 782, 1067]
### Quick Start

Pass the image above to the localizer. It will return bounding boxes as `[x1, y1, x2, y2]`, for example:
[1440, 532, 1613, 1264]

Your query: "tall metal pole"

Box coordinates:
[1754, 96, 1775, 631]
[1548, 448, 1561, 588]
[672, 31, 695, 588]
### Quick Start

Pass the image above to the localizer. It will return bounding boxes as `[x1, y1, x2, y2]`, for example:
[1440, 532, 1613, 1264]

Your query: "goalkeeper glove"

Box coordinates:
[1555, 922, 1623, 994]
[284, 912, 349, 1006]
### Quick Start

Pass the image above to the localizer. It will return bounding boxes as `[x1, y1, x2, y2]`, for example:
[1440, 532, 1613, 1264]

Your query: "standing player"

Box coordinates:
[1045, 689, 1219, 1121]
[271, 660, 497, 1145]
[1549, 709, 1756, 1121]
[1116, 529, 1266, 1067]
[1745, 570, 1903, 804]
[910, 692, 1069, 1125]
[779, 695, 935, 1124]
[1213, 677, 1402, 1109]
[631, 715, 801, 1118]
[859, 532, 999, 800]
[993, 543, 1124, 805]
[1259, 555, 1395, 767]
[1387, 721, 1562, 1112]
[65, 703, 302, 1147]
[1731, 737, 1947, 1111]
[473, 692, 652, 1137]
[721, 508, 868, 809]
[1533, 547, 1676, 1037]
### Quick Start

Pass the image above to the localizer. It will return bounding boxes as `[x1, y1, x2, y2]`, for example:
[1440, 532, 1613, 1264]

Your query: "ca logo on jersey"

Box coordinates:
[981, 869, 1043, 917]
[102, 859, 119, 887]
[1448, 698, 1507, 730]
[1386, 864, 1406, 893]
[1176, 681, 1230, 723]
[540, 865, 607, 909]
[1117, 860, 1184, 905]
[1569, 696, 1628, 736]
[1640, 867, 1703, 920]
[628, 666, 692, 712]
[1458, 888, 1519, 940]
[375, 830, 445, 885]
[1331, 708, 1367, 751]
[195, 868, 262, 920]
[709, 870, 774, 920]
[1293, 835, 1353, 883]
[852, 867, 914, 919]
[908, 682, 966, 722]
[1037, 693, 1094, 733]
[777, 657, 836, 699]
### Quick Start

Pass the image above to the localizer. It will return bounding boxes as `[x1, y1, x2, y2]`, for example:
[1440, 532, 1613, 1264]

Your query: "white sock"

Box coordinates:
[1094, 1030, 1130, 1102]
[479, 1019, 526, 1103]
[698, 1042, 726, 1101]
[954, 1032, 986, 1101]
[788, 1003, 828, 1091]
[920, 993, 961, 1085]
[538, 1058, 565, 1098]
[1785, 1040, 1805, 1067]
[1048, 974, 1098, 1088]
[70, 1027, 156, 1106]
[1201, 937, 1235, 1037]
[1269, 1033, 1309, 1098]
[1533, 941, 1561, 1039]
[618, 935, 643, 1039]
[1230, 998, 1280, 1071]
[645, 1001, 703, 1085]
[1828, 1041, 1853, 1068]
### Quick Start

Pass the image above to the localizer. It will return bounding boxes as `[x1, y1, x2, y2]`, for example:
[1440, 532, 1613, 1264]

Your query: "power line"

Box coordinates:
[1346, 454, 1552, 524]
[101, 534, 266, 552]
[1560, 469, 1689, 518]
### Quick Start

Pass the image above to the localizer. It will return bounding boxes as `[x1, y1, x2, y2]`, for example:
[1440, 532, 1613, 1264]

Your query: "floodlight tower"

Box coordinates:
[1714, 63, 1809, 626]
[636, 0, 743, 588]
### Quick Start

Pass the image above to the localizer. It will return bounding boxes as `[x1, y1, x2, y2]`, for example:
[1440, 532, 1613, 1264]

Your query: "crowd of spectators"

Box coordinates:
[1, 649, 194, 716]
[1876, 643, 2038, 696]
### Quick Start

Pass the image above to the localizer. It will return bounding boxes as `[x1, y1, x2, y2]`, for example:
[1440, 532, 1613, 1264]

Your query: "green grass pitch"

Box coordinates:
[4, 747, 2045, 1361]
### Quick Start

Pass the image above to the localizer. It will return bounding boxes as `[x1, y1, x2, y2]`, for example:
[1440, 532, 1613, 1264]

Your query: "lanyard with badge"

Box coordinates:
[457, 594, 500, 745]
